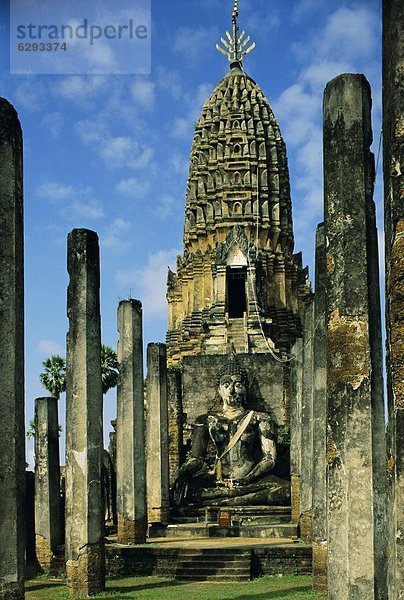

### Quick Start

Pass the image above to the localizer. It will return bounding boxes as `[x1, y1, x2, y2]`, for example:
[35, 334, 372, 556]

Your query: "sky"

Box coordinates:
[0, 0, 383, 468]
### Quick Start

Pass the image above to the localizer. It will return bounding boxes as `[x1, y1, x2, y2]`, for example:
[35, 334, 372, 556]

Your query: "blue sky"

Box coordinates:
[0, 0, 383, 467]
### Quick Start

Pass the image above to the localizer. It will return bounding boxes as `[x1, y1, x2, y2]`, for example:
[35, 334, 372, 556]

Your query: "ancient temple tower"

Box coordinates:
[166, 8, 309, 367]
[166, 3, 311, 473]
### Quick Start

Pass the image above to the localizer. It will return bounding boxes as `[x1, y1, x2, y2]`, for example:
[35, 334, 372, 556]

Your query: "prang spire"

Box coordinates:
[216, 0, 256, 67]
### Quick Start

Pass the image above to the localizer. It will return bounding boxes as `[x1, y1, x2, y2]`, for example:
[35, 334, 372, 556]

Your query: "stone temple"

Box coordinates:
[166, 64, 310, 363]
[0, 1, 403, 599]
[166, 50, 312, 496]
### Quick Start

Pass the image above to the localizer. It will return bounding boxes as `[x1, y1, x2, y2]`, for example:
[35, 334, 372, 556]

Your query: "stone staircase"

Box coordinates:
[227, 317, 247, 353]
[174, 547, 251, 582]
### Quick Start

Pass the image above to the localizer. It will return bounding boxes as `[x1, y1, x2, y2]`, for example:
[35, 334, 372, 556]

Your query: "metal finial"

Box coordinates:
[216, 0, 255, 66]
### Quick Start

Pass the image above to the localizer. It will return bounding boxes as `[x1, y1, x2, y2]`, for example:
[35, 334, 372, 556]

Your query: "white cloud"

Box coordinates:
[70, 199, 105, 220]
[116, 177, 150, 198]
[116, 248, 179, 317]
[102, 218, 131, 251]
[317, 7, 379, 61]
[170, 152, 188, 176]
[131, 80, 155, 110]
[53, 76, 107, 102]
[36, 179, 105, 221]
[272, 3, 381, 272]
[292, 0, 326, 22]
[38, 340, 64, 355]
[41, 112, 64, 138]
[170, 82, 213, 139]
[300, 61, 354, 92]
[154, 194, 177, 220]
[13, 79, 47, 112]
[76, 120, 154, 170]
[99, 136, 154, 169]
[273, 83, 318, 145]
[156, 67, 183, 100]
[37, 181, 74, 202]
[173, 26, 218, 66]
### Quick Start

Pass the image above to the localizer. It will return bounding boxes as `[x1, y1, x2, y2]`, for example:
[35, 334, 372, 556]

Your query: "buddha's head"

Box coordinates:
[218, 352, 248, 409]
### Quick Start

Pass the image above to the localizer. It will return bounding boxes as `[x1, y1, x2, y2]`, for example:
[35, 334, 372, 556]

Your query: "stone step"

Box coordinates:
[175, 550, 251, 582]
[171, 505, 291, 518]
[151, 522, 296, 539]
[240, 514, 291, 524]
[240, 523, 298, 538]
[178, 562, 250, 571]
[177, 556, 250, 565]
[176, 573, 251, 582]
[176, 568, 250, 576]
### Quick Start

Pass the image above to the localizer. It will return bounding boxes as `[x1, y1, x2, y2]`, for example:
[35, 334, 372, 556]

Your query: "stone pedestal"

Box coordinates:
[290, 339, 303, 524]
[0, 98, 25, 600]
[312, 223, 327, 593]
[383, 1, 404, 596]
[300, 300, 314, 541]
[116, 300, 147, 544]
[146, 343, 169, 524]
[65, 229, 105, 597]
[324, 74, 387, 599]
[34, 397, 62, 572]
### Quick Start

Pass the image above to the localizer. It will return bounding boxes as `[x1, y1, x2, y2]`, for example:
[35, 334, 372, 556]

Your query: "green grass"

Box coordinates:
[26, 574, 326, 600]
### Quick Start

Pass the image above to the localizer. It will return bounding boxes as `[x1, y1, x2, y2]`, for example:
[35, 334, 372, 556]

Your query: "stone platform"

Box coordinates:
[151, 505, 297, 540]
[105, 537, 312, 582]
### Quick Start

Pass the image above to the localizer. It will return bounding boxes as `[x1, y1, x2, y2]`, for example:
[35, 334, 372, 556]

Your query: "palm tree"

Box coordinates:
[39, 346, 119, 398]
[101, 344, 119, 395]
[39, 354, 66, 399]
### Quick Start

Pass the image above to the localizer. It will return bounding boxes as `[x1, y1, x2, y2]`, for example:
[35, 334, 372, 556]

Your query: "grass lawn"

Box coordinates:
[26, 574, 327, 600]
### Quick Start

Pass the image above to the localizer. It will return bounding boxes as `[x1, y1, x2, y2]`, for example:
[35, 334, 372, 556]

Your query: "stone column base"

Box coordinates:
[300, 510, 313, 541]
[66, 542, 105, 598]
[0, 581, 24, 600]
[148, 506, 170, 524]
[35, 533, 55, 573]
[117, 515, 147, 545]
[312, 540, 328, 592]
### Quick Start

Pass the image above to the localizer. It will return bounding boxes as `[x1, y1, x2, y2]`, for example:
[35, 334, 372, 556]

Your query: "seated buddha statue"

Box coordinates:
[173, 354, 290, 507]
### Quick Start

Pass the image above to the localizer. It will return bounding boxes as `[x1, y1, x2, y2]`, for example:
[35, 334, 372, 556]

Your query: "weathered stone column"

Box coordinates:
[116, 300, 147, 544]
[290, 338, 303, 524]
[34, 397, 62, 572]
[65, 229, 104, 597]
[324, 74, 387, 599]
[167, 368, 183, 486]
[312, 223, 327, 593]
[300, 299, 314, 541]
[146, 343, 170, 524]
[0, 98, 25, 600]
[383, 1, 404, 596]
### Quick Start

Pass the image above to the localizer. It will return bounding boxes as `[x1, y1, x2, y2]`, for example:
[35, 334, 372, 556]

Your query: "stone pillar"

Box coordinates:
[383, 2, 404, 597]
[312, 223, 327, 593]
[0, 98, 25, 600]
[116, 300, 147, 544]
[34, 397, 62, 572]
[324, 74, 387, 599]
[300, 299, 314, 541]
[167, 368, 183, 486]
[65, 229, 104, 597]
[290, 338, 303, 524]
[146, 343, 170, 524]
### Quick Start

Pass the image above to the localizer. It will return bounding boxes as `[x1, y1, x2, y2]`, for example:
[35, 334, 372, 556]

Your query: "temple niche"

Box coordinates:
[166, 44, 311, 484]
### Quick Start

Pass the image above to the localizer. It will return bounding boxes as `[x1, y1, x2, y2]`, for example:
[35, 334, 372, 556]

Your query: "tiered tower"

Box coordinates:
[166, 4, 309, 366]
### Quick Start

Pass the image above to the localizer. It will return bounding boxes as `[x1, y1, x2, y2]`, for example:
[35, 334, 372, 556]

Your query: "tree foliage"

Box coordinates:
[39, 346, 119, 397]
[39, 354, 66, 399]
[101, 344, 119, 394]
